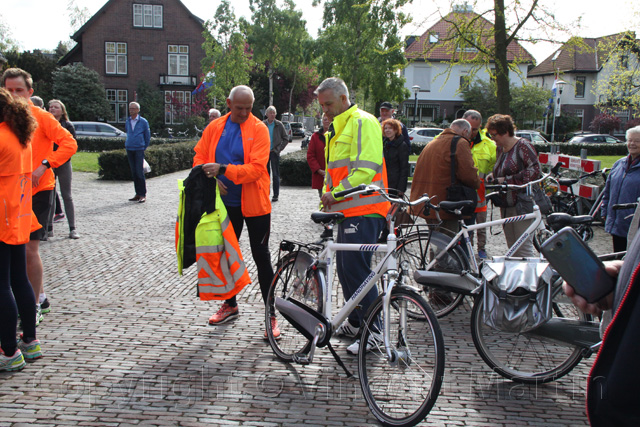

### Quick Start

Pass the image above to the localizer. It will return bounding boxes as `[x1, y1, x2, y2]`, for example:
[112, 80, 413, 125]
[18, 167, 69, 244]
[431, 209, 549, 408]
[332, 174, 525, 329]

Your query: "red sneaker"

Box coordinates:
[208, 303, 239, 324]
[264, 316, 281, 340]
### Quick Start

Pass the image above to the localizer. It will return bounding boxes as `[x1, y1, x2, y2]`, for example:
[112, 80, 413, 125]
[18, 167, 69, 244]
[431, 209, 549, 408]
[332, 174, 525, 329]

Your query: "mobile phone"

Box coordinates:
[540, 227, 616, 303]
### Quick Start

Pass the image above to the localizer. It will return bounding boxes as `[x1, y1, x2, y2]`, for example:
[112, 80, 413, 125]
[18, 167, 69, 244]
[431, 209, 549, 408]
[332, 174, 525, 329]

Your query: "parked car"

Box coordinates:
[73, 121, 126, 138]
[567, 134, 623, 144]
[515, 130, 549, 144]
[290, 122, 305, 138]
[408, 127, 442, 143]
[282, 122, 293, 142]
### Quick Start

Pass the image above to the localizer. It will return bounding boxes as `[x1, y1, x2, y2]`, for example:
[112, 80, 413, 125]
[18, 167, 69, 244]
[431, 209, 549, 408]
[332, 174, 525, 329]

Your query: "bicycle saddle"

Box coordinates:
[439, 200, 476, 214]
[558, 178, 579, 186]
[311, 212, 345, 224]
[547, 212, 593, 230]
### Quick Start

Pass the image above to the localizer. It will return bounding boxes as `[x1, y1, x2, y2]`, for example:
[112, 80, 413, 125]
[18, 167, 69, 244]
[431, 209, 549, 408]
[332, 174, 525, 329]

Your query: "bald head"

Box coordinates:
[226, 85, 255, 124]
[228, 85, 255, 102]
[451, 119, 471, 139]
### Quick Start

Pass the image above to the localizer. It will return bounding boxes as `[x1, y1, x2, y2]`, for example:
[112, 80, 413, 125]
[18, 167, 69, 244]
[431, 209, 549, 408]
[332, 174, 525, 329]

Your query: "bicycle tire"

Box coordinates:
[394, 231, 468, 318]
[470, 291, 588, 384]
[358, 287, 445, 427]
[266, 252, 324, 362]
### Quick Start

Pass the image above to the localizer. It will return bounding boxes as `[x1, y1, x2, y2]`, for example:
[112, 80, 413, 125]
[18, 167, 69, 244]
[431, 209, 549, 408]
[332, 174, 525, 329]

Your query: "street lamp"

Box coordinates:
[550, 79, 567, 142]
[412, 85, 420, 127]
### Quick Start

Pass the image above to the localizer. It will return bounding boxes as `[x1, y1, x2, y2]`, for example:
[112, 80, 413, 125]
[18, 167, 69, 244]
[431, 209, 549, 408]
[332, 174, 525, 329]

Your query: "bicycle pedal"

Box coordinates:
[292, 353, 311, 365]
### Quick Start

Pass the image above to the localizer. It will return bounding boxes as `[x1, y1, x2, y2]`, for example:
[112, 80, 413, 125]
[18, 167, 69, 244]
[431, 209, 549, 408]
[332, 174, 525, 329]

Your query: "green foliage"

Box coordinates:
[461, 79, 498, 118]
[136, 80, 165, 133]
[3, 50, 59, 101]
[0, 14, 19, 52]
[280, 150, 312, 186]
[590, 113, 622, 134]
[76, 136, 193, 152]
[52, 63, 111, 121]
[533, 142, 629, 156]
[98, 142, 196, 180]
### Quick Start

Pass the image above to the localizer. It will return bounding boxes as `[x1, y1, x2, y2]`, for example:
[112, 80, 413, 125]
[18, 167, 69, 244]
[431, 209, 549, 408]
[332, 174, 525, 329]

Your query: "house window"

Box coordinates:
[575, 109, 584, 129]
[164, 90, 192, 124]
[105, 42, 127, 75]
[168, 45, 189, 76]
[459, 74, 471, 90]
[429, 33, 439, 44]
[620, 55, 629, 69]
[133, 4, 163, 28]
[575, 76, 586, 98]
[106, 89, 128, 123]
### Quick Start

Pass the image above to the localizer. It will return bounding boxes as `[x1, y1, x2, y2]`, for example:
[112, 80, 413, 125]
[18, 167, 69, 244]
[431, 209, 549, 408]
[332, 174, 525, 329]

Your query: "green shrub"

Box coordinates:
[77, 136, 196, 152]
[533, 142, 628, 156]
[280, 150, 312, 187]
[98, 141, 196, 180]
[411, 141, 427, 155]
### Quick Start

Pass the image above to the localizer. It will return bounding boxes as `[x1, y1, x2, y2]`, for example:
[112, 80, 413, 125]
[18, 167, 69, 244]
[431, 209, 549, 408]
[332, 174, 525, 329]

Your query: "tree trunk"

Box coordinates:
[268, 66, 274, 106]
[288, 68, 297, 116]
[493, 0, 511, 114]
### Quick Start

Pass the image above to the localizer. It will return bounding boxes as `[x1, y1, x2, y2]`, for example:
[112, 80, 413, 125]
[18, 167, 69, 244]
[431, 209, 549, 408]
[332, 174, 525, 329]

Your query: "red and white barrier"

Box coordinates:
[538, 153, 601, 200]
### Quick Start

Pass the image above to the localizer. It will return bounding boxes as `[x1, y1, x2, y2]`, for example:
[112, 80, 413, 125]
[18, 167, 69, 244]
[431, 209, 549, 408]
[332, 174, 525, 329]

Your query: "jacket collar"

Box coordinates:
[332, 104, 358, 135]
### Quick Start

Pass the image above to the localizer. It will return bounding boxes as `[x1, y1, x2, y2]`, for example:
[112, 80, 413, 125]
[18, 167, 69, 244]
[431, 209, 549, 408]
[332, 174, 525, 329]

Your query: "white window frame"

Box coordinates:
[164, 90, 192, 124]
[105, 42, 127, 75]
[575, 76, 586, 98]
[133, 4, 163, 28]
[168, 45, 189, 76]
[106, 89, 128, 123]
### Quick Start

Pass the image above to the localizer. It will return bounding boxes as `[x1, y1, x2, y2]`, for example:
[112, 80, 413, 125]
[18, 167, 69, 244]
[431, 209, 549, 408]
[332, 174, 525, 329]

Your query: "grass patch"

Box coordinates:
[590, 155, 625, 169]
[72, 152, 100, 173]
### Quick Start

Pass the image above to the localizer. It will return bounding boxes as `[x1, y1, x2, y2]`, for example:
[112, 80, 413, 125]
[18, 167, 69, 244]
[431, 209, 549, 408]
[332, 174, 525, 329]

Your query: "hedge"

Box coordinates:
[77, 136, 194, 152]
[98, 141, 196, 180]
[280, 150, 312, 186]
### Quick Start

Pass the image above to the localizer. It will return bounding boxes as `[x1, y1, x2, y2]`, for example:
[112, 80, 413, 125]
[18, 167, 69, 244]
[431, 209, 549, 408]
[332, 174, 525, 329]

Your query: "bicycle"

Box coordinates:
[265, 185, 445, 427]
[405, 174, 603, 383]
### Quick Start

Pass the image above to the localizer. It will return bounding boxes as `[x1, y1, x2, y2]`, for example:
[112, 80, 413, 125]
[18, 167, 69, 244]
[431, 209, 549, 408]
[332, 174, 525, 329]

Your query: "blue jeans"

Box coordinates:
[267, 151, 280, 198]
[126, 149, 146, 197]
[336, 216, 385, 327]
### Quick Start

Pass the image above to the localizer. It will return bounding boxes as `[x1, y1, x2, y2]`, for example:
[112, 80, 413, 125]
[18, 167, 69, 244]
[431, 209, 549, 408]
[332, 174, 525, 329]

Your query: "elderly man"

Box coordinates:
[263, 106, 289, 202]
[411, 119, 480, 234]
[379, 101, 411, 149]
[193, 86, 277, 337]
[208, 108, 221, 123]
[462, 109, 496, 259]
[318, 77, 390, 355]
[1, 68, 77, 323]
[125, 102, 151, 203]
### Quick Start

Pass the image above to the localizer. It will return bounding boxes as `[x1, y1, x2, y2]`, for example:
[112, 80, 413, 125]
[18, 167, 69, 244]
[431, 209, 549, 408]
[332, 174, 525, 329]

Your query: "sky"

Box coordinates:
[2, 0, 638, 64]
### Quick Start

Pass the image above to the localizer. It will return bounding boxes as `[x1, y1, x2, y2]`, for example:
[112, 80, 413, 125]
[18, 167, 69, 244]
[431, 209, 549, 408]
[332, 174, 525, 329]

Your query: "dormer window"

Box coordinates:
[133, 4, 163, 28]
[429, 33, 439, 44]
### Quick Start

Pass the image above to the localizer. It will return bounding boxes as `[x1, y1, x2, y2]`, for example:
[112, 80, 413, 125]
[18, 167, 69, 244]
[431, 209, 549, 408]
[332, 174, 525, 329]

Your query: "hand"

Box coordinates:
[563, 260, 622, 315]
[217, 180, 228, 196]
[321, 191, 337, 210]
[485, 173, 494, 184]
[202, 163, 222, 178]
[32, 164, 47, 187]
[319, 169, 326, 176]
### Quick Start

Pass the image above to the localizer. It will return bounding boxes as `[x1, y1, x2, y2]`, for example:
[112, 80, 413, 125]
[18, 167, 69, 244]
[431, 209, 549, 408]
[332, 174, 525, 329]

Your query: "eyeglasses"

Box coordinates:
[488, 132, 499, 139]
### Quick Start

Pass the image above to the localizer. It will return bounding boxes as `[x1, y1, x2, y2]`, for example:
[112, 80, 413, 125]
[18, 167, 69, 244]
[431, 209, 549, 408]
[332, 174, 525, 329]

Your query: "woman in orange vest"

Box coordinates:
[0, 88, 43, 371]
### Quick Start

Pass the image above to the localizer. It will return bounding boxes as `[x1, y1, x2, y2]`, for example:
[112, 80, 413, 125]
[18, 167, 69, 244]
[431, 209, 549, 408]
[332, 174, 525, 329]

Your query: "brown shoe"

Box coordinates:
[264, 316, 281, 340]
[138, 197, 146, 203]
[129, 195, 140, 201]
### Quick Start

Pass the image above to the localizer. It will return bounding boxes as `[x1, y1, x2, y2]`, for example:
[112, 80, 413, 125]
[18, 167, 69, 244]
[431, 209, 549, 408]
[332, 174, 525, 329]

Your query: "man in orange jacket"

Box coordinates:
[1, 68, 77, 324]
[193, 85, 276, 337]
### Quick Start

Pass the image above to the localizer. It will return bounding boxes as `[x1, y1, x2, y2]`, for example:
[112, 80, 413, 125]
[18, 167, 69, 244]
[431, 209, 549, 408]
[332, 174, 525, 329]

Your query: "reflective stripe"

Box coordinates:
[340, 177, 353, 190]
[356, 118, 363, 164]
[477, 200, 487, 208]
[327, 158, 350, 169]
[197, 257, 232, 287]
[351, 160, 382, 171]
[326, 193, 388, 212]
[196, 245, 224, 254]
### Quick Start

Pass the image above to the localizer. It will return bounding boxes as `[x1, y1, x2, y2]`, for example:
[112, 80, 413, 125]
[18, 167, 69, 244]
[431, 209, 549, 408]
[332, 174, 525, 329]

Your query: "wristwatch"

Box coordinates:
[41, 159, 51, 169]
[218, 164, 227, 176]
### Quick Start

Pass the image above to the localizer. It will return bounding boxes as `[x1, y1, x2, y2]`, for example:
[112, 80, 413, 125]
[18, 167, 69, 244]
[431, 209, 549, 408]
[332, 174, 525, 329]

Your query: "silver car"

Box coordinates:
[72, 121, 126, 138]
[515, 130, 549, 144]
[408, 127, 442, 143]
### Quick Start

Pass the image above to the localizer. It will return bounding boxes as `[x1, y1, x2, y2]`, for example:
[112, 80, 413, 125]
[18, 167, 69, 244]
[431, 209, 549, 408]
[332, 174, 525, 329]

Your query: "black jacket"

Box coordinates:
[383, 135, 410, 195]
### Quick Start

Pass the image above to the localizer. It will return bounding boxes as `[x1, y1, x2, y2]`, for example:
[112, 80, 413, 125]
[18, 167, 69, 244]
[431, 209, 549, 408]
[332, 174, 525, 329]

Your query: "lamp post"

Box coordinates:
[550, 79, 566, 142]
[412, 85, 420, 127]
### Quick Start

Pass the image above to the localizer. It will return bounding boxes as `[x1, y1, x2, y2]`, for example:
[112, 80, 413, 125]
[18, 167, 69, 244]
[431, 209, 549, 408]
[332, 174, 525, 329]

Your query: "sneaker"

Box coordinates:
[478, 249, 488, 259]
[336, 319, 360, 338]
[17, 337, 42, 361]
[69, 230, 80, 239]
[0, 349, 26, 372]
[208, 303, 239, 324]
[271, 197, 279, 202]
[346, 331, 383, 355]
[35, 305, 43, 326]
[40, 298, 50, 314]
[53, 213, 65, 223]
[47, 230, 54, 238]
[264, 316, 281, 340]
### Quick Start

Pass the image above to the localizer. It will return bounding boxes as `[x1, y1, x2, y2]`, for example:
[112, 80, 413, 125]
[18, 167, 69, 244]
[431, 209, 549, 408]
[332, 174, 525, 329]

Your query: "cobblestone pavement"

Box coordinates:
[1, 154, 612, 426]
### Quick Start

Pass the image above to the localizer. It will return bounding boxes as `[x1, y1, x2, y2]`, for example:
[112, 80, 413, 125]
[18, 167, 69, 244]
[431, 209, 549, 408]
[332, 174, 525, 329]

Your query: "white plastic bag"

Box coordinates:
[143, 159, 151, 174]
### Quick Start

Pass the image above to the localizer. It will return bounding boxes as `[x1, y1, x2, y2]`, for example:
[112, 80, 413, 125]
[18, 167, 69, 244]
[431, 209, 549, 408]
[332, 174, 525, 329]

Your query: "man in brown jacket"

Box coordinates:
[410, 119, 480, 233]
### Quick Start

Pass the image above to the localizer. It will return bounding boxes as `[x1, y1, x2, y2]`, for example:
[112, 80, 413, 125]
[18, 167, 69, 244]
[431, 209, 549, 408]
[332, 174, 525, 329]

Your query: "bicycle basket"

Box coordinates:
[481, 257, 553, 333]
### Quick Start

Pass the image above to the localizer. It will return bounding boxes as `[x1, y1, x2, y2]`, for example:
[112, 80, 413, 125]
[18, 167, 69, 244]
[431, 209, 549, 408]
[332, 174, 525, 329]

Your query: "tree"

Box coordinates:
[428, 1, 574, 114]
[4, 50, 59, 101]
[461, 78, 498, 118]
[510, 83, 552, 129]
[316, 0, 411, 105]
[590, 113, 622, 134]
[201, 0, 252, 109]
[136, 80, 165, 132]
[52, 63, 111, 121]
[0, 14, 20, 52]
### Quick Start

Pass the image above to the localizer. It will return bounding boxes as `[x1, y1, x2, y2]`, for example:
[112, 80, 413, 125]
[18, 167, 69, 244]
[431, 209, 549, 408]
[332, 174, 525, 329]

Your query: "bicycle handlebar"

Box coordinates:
[333, 184, 436, 210]
[485, 172, 552, 191]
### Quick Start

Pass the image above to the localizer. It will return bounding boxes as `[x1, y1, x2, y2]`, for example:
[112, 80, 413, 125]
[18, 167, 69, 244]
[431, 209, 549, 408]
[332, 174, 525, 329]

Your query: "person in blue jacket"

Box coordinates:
[125, 102, 151, 203]
[601, 125, 640, 252]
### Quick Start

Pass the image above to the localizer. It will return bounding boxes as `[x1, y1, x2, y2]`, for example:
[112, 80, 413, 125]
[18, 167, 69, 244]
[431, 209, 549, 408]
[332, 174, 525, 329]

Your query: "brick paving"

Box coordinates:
[1, 142, 611, 425]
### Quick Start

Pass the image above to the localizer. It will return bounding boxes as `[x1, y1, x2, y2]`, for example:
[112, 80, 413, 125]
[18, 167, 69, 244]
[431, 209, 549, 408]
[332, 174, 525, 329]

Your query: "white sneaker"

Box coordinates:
[35, 305, 43, 327]
[346, 331, 383, 355]
[335, 320, 360, 338]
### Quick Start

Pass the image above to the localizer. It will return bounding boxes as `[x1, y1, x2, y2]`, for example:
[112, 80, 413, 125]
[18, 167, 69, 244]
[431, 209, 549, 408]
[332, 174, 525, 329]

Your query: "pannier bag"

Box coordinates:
[482, 257, 554, 333]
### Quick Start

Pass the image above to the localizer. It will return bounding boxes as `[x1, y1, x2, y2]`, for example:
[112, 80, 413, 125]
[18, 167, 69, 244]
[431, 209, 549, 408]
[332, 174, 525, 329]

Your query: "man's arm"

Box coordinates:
[274, 121, 289, 153]
[143, 118, 151, 148]
[455, 139, 480, 189]
[43, 112, 77, 168]
[224, 121, 270, 184]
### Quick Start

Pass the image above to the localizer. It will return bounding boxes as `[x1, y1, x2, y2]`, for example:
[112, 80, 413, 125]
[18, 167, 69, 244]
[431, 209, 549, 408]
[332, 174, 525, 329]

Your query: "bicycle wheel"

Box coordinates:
[395, 231, 468, 318]
[470, 291, 589, 384]
[358, 287, 445, 427]
[266, 252, 324, 362]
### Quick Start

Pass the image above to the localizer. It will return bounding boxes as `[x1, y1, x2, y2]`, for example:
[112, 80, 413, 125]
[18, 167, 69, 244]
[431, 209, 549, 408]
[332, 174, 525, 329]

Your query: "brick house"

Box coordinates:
[60, 0, 206, 126]
[402, 8, 534, 125]
[527, 32, 639, 135]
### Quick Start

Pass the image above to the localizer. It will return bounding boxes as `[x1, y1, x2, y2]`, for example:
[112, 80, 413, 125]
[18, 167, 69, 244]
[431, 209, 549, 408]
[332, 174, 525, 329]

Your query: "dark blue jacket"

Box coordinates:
[125, 115, 151, 150]
[601, 155, 640, 237]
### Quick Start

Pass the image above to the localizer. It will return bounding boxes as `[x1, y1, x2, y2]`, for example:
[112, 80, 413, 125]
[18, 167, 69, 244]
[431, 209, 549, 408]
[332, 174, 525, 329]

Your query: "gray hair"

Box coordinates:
[266, 105, 277, 114]
[30, 96, 44, 108]
[228, 85, 255, 102]
[462, 109, 482, 122]
[314, 77, 349, 100]
[129, 102, 140, 109]
[626, 125, 640, 141]
[208, 108, 220, 117]
[451, 118, 472, 135]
